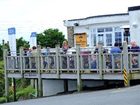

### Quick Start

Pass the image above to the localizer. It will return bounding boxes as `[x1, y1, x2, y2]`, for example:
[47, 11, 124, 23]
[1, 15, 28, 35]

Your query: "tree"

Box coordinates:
[0, 61, 4, 97]
[37, 28, 65, 48]
[0, 45, 3, 60]
[16, 37, 29, 52]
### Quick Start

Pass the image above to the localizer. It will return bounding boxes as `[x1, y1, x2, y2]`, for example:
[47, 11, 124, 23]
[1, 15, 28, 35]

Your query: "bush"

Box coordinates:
[0, 97, 6, 103]
[0, 61, 4, 97]
[16, 85, 36, 100]
[0, 85, 36, 103]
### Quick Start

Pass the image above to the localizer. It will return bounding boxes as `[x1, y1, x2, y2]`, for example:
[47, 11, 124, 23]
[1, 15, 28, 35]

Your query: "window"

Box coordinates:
[105, 27, 112, 32]
[124, 28, 130, 44]
[115, 32, 122, 46]
[91, 29, 96, 46]
[114, 27, 121, 31]
[97, 28, 104, 32]
[106, 34, 112, 46]
[93, 34, 96, 46]
[97, 27, 114, 46]
[98, 34, 104, 45]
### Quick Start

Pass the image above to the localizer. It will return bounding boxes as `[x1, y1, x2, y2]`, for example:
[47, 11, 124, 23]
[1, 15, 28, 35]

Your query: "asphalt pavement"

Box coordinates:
[2, 85, 140, 105]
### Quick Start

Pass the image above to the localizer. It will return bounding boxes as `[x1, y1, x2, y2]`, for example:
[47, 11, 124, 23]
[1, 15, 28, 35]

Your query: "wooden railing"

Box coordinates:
[4, 42, 140, 75]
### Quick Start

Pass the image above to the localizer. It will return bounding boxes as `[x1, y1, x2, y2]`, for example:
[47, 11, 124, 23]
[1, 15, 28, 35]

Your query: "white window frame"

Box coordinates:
[97, 27, 113, 47]
[91, 29, 96, 46]
[106, 33, 112, 46]
[114, 26, 123, 46]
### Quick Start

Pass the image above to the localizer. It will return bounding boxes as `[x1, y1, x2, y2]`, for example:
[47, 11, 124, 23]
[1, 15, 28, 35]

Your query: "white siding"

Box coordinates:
[64, 15, 129, 27]
[129, 10, 140, 46]
[43, 80, 64, 96]
[73, 22, 129, 47]
[64, 14, 129, 47]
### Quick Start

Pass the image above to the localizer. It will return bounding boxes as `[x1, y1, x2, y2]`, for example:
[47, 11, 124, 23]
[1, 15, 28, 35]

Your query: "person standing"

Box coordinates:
[31, 46, 38, 69]
[62, 40, 69, 69]
[62, 40, 69, 54]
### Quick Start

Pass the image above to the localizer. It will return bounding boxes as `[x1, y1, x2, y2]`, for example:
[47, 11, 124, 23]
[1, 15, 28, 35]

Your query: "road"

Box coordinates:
[2, 85, 140, 105]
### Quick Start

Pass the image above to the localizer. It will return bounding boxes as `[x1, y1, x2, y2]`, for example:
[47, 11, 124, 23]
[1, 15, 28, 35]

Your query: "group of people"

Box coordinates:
[23, 39, 140, 70]
[61, 40, 140, 70]
[91, 40, 140, 69]
[23, 40, 70, 69]
[23, 46, 38, 69]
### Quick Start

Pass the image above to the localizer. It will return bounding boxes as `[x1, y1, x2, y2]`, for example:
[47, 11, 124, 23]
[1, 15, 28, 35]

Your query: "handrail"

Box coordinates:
[4, 43, 140, 75]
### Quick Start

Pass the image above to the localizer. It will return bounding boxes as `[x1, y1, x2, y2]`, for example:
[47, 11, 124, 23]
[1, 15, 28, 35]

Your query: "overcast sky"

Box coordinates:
[0, 0, 139, 43]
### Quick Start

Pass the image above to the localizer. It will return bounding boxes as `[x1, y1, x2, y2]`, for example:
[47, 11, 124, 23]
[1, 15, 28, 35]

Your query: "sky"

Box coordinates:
[0, 0, 139, 43]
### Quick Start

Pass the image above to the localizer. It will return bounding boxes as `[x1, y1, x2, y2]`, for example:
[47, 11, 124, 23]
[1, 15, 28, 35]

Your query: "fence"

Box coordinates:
[4, 42, 140, 75]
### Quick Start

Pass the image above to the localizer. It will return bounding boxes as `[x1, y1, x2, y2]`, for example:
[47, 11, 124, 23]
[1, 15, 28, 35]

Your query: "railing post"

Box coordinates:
[37, 46, 42, 97]
[98, 44, 103, 79]
[19, 47, 23, 76]
[13, 78, 17, 101]
[76, 45, 82, 92]
[56, 45, 60, 78]
[4, 49, 9, 102]
[123, 41, 130, 87]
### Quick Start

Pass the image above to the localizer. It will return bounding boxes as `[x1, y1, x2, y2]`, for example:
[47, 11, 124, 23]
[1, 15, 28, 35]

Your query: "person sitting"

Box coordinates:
[130, 40, 140, 68]
[130, 40, 140, 52]
[111, 42, 122, 53]
[110, 42, 122, 69]
[92, 43, 108, 69]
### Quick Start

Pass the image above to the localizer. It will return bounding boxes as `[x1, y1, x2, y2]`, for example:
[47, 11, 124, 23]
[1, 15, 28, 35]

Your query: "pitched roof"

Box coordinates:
[67, 13, 128, 21]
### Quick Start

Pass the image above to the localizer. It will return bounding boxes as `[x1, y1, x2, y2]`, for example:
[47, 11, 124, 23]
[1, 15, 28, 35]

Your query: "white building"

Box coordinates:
[64, 5, 140, 48]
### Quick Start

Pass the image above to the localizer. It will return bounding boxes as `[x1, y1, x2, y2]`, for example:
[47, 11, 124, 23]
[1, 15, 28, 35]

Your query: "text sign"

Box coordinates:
[31, 32, 37, 37]
[8, 27, 16, 35]
[75, 33, 87, 47]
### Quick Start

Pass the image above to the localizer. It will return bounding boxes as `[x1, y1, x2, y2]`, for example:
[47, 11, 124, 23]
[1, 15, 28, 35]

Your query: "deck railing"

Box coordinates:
[4, 42, 140, 75]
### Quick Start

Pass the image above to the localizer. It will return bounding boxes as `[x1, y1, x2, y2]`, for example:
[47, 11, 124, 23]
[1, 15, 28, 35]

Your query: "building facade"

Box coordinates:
[64, 6, 140, 48]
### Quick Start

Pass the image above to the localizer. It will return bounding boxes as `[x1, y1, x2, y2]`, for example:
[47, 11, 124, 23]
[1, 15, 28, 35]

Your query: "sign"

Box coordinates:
[123, 67, 128, 87]
[8, 27, 17, 56]
[8, 27, 16, 35]
[30, 32, 37, 48]
[24, 73, 38, 78]
[31, 32, 37, 37]
[75, 33, 87, 47]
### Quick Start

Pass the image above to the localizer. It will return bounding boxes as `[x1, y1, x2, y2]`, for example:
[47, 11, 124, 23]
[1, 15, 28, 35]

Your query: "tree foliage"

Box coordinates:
[0, 61, 4, 97]
[0, 37, 29, 98]
[37, 28, 65, 48]
[0, 45, 3, 60]
[16, 37, 29, 52]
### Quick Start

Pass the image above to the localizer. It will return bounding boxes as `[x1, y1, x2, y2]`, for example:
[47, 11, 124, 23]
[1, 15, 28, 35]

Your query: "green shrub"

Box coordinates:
[16, 85, 36, 100]
[0, 61, 4, 69]
[0, 97, 6, 103]
[0, 61, 4, 97]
